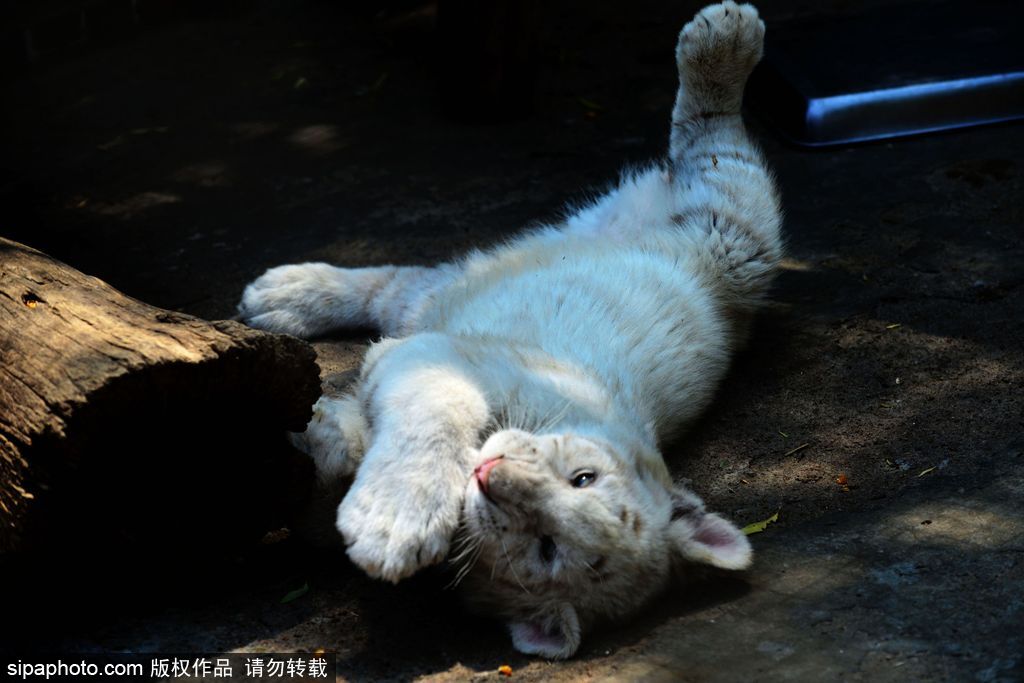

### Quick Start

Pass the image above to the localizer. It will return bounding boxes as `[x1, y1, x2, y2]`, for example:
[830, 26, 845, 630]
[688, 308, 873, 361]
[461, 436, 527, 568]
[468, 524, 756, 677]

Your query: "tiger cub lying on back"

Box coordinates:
[239, 1, 781, 659]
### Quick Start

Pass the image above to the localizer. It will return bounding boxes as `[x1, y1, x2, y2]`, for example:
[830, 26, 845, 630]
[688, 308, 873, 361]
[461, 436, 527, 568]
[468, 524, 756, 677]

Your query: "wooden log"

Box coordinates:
[0, 238, 321, 558]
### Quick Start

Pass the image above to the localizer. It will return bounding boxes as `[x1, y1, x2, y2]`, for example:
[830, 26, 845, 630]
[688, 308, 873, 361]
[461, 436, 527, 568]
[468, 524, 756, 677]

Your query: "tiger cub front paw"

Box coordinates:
[238, 262, 344, 338]
[336, 451, 466, 583]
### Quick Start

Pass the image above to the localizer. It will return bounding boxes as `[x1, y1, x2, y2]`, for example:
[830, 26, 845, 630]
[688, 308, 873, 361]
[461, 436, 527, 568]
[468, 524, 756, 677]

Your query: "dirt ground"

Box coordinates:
[2, 1, 1022, 681]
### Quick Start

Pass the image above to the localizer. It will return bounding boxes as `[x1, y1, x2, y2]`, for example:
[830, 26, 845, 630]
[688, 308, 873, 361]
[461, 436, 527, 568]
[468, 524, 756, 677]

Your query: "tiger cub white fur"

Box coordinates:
[239, 1, 781, 659]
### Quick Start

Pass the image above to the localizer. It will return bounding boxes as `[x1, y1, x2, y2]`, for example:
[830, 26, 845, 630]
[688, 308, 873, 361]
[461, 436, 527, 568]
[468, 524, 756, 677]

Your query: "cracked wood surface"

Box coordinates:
[0, 238, 321, 553]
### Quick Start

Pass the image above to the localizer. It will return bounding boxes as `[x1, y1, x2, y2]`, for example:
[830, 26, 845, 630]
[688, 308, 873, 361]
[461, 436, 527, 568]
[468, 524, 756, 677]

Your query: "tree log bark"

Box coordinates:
[0, 238, 321, 557]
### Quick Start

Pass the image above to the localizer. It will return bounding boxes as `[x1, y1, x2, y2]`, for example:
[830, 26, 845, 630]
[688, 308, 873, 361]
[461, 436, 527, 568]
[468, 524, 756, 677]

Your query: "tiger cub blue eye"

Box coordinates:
[571, 470, 597, 488]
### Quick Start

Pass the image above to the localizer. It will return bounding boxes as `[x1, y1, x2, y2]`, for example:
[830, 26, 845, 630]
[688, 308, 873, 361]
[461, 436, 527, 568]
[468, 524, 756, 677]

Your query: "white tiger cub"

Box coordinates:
[239, 1, 781, 659]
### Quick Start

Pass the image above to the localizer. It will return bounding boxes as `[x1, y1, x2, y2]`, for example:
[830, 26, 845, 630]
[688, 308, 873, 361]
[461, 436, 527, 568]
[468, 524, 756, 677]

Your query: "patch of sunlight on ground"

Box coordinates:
[91, 191, 182, 219]
[288, 124, 347, 155]
[885, 501, 1021, 548]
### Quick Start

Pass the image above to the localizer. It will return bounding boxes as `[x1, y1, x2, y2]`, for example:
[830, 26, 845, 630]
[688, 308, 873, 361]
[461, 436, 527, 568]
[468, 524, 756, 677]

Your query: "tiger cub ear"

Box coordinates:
[508, 602, 581, 660]
[667, 487, 752, 570]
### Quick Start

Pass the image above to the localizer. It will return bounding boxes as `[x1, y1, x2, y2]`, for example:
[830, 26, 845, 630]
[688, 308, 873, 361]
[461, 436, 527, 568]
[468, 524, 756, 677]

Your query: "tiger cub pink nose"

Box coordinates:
[474, 455, 504, 494]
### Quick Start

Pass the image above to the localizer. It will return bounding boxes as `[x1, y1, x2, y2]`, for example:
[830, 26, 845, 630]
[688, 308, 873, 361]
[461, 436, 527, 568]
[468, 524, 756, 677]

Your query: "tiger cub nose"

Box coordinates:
[474, 455, 504, 495]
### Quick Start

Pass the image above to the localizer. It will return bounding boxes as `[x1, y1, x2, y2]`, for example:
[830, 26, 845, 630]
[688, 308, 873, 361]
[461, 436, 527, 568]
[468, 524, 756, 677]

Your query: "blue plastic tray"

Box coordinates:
[746, 0, 1024, 146]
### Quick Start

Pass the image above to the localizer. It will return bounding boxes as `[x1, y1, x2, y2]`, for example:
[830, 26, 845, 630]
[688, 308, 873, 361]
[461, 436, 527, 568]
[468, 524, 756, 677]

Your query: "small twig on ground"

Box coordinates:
[783, 443, 810, 457]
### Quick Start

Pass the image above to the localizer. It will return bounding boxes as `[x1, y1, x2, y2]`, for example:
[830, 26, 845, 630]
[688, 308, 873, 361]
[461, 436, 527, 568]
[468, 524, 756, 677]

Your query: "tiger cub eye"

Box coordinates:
[571, 470, 597, 488]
